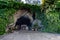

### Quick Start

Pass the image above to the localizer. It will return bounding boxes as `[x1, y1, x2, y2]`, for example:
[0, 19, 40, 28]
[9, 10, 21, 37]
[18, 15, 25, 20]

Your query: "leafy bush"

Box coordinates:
[0, 0, 60, 35]
[0, 1, 41, 35]
[0, 8, 16, 35]
[39, 0, 60, 33]
[40, 11, 60, 33]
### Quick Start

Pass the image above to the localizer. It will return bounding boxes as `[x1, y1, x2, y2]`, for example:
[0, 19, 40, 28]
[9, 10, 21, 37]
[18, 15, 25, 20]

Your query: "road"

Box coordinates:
[0, 30, 60, 40]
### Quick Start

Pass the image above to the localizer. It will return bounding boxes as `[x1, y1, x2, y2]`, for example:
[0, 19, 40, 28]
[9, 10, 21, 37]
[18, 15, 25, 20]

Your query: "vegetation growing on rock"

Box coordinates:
[0, 0, 60, 35]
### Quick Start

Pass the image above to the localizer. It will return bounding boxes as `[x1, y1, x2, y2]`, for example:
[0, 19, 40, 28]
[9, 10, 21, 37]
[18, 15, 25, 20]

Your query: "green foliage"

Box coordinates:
[0, 8, 16, 35]
[0, 1, 41, 35]
[43, 11, 60, 33]
[0, 1, 40, 11]
[56, 2, 60, 7]
[0, 1, 41, 19]
[0, 0, 60, 35]
[40, 0, 60, 33]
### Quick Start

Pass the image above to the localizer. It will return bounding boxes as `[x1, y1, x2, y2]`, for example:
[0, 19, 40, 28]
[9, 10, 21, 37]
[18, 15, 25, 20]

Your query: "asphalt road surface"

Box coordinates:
[0, 30, 60, 40]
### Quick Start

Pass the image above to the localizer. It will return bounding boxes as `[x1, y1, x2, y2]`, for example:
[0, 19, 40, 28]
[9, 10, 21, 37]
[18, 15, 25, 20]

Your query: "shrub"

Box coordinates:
[41, 11, 60, 33]
[0, 1, 41, 35]
[0, 8, 16, 35]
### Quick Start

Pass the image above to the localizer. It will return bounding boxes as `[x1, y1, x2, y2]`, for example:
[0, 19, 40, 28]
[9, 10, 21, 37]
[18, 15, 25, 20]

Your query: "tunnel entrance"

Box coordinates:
[6, 9, 43, 33]
[14, 10, 36, 31]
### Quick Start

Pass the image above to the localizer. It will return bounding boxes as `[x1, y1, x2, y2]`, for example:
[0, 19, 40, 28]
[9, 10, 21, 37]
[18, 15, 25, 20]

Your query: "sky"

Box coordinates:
[21, 0, 26, 3]
[21, 0, 42, 4]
